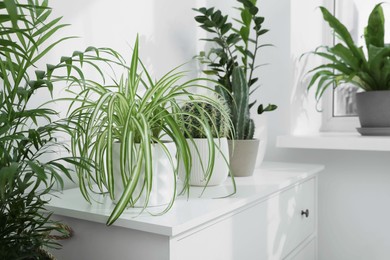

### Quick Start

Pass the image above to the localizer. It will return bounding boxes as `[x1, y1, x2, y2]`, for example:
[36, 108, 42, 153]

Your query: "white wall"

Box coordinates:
[45, 0, 390, 259]
[49, 0, 205, 78]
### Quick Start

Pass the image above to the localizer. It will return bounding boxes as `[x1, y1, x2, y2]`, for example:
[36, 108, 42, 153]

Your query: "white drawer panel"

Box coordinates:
[171, 178, 316, 260]
[286, 239, 316, 260]
[273, 178, 316, 258]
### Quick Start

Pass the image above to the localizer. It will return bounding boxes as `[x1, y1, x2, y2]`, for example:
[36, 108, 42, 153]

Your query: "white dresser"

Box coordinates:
[47, 162, 323, 260]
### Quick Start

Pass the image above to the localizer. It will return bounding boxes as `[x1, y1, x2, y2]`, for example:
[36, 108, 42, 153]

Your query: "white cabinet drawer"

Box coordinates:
[171, 177, 316, 260]
[253, 177, 316, 259]
[48, 163, 321, 260]
[285, 239, 316, 260]
[275, 178, 316, 258]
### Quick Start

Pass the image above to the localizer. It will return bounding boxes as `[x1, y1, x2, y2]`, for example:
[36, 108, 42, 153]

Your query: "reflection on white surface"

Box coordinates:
[333, 84, 358, 116]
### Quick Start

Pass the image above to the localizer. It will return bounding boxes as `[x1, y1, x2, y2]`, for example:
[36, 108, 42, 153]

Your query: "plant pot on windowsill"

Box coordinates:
[307, 4, 390, 136]
[356, 91, 390, 135]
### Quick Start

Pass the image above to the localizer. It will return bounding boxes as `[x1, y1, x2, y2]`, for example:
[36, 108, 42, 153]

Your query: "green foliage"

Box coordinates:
[1, 181, 61, 260]
[231, 66, 252, 139]
[0, 0, 89, 257]
[308, 4, 390, 100]
[194, 0, 277, 140]
[181, 97, 232, 138]
[63, 37, 230, 225]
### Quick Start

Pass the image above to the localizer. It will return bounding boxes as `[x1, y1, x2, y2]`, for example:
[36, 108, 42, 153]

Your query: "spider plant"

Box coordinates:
[65, 37, 230, 225]
[308, 3, 390, 100]
[0, 0, 89, 258]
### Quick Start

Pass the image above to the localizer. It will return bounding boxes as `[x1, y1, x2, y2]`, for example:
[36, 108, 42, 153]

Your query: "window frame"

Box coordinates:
[320, 0, 360, 132]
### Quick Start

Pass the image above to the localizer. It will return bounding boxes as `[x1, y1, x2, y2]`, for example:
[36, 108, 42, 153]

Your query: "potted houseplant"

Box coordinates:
[0, 0, 83, 258]
[308, 3, 390, 135]
[64, 37, 231, 225]
[193, 0, 277, 176]
[180, 98, 232, 186]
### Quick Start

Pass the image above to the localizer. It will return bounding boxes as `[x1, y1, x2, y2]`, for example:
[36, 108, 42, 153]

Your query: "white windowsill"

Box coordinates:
[277, 132, 390, 151]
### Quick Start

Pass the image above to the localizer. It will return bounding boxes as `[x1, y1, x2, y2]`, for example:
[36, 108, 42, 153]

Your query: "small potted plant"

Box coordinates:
[307, 3, 390, 135]
[64, 37, 230, 225]
[180, 98, 232, 186]
[193, 0, 277, 176]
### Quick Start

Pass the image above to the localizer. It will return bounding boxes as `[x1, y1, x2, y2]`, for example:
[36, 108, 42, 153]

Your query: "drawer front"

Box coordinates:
[272, 177, 316, 258]
[285, 238, 316, 260]
[171, 177, 316, 260]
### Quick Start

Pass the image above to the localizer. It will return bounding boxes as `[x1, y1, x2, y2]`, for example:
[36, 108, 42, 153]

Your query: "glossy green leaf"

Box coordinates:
[320, 7, 366, 63]
[221, 23, 232, 35]
[241, 9, 251, 26]
[257, 104, 277, 114]
[365, 4, 385, 49]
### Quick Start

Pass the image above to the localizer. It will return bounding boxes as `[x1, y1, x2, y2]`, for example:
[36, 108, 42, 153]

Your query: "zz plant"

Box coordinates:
[308, 3, 390, 100]
[194, 0, 277, 140]
[0, 0, 88, 258]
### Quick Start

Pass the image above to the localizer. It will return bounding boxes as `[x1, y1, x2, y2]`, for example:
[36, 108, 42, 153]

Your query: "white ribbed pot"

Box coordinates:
[112, 142, 176, 207]
[179, 138, 229, 186]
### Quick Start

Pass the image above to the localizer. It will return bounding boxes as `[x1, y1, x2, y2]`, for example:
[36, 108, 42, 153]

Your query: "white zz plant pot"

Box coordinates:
[112, 142, 176, 207]
[180, 138, 229, 186]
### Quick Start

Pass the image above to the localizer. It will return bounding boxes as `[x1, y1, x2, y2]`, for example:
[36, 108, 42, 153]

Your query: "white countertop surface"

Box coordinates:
[277, 133, 390, 151]
[46, 162, 324, 237]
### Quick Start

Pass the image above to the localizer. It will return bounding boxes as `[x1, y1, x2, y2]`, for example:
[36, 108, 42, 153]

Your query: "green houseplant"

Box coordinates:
[194, 0, 277, 176]
[308, 3, 390, 134]
[180, 98, 232, 186]
[0, 0, 86, 258]
[64, 37, 231, 225]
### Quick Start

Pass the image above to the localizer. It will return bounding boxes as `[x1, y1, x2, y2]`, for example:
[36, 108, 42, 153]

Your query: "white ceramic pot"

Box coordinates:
[112, 142, 176, 207]
[179, 138, 229, 186]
